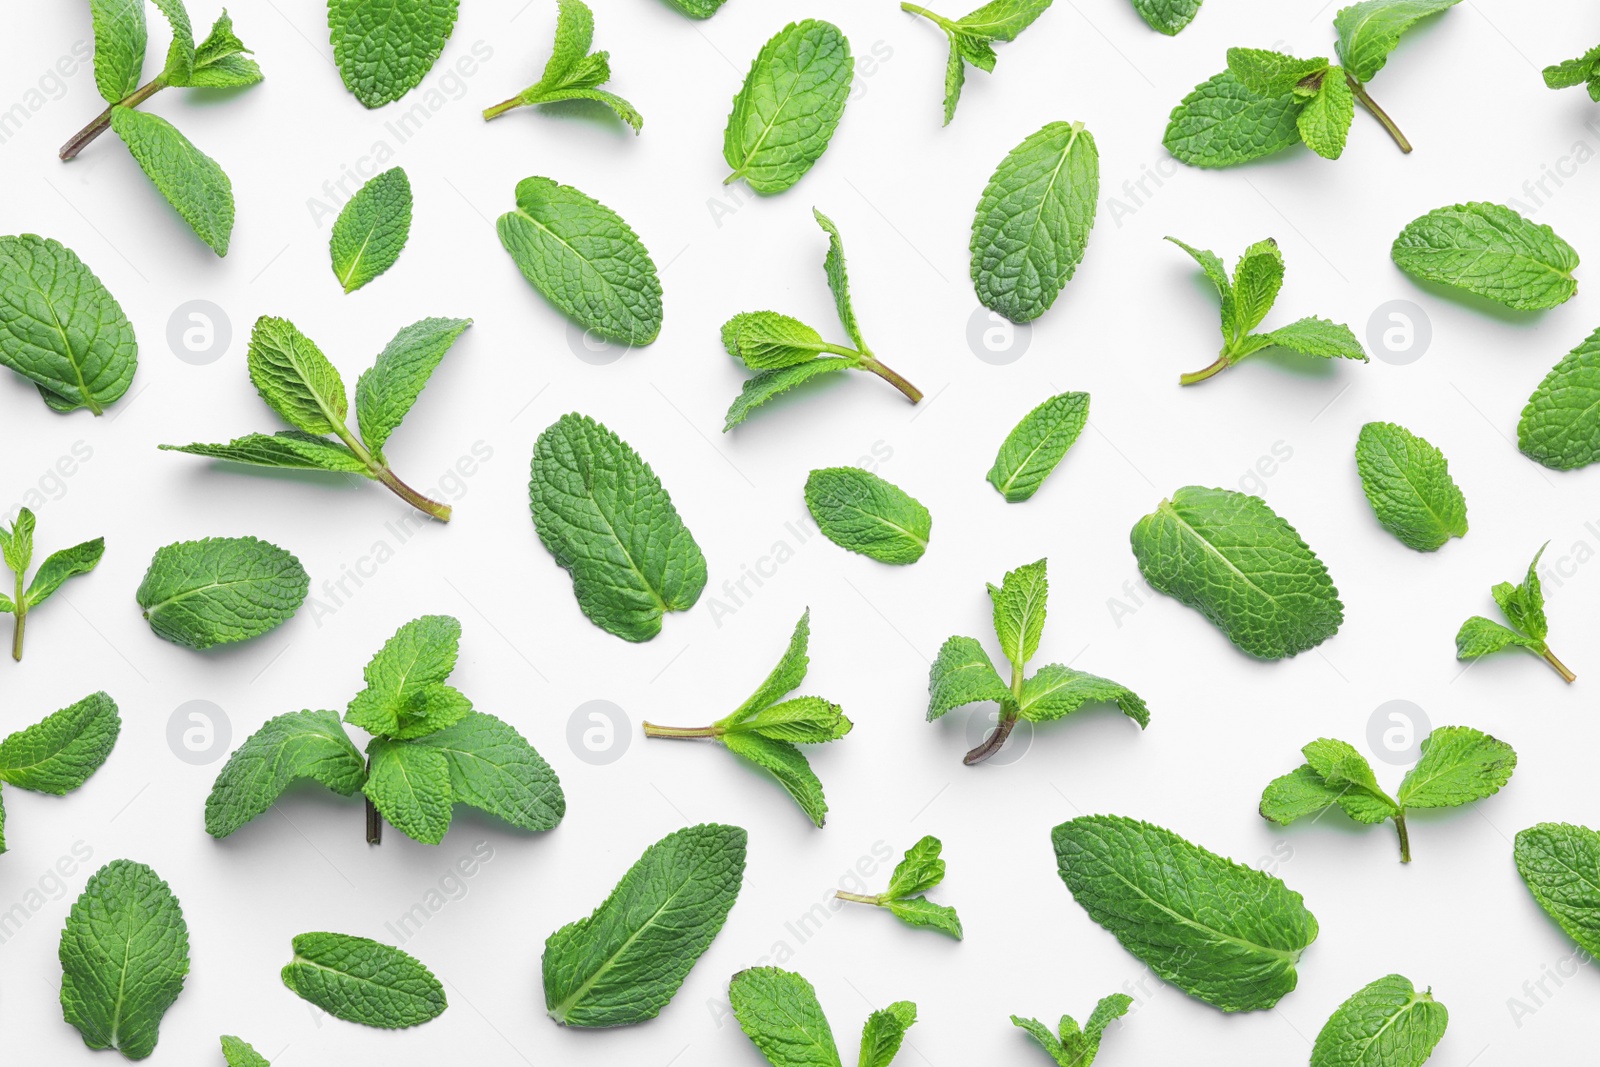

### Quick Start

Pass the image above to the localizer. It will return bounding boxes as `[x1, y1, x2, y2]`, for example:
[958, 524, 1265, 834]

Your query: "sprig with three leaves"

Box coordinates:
[1455, 544, 1574, 683]
[483, 0, 641, 132]
[835, 836, 963, 939]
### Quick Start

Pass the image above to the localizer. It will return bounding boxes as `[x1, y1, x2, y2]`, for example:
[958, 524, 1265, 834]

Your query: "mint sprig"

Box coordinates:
[484, 0, 641, 132]
[1544, 44, 1600, 101]
[1012, 994, 1132, 1067]
[1454, 544, 1574, 682]
[836, 835, 963, 939]
[900, 0, 1055, 124]
[0, 507, 104, 661]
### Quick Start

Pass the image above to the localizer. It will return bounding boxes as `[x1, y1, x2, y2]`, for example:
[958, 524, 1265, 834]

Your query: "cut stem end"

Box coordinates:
[963, 713, 1018, 765]
[1347, 75, 1412, 154]
[1541, 645, 1577, 683]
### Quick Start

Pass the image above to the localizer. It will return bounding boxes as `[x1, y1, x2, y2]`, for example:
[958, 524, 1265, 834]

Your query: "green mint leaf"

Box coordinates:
[722, 311, 836, 369]
[529, 413, 707, 641]
[1260, 316, 1367, 359]
[1515, 822, 1600, 955]
[1129, 0, 1201, 34]
[280, 931, 446, 1027]
[543, 824, 746, 1026]
[663, 0, 728, 16]
[328, 0, 459, 108]
[814, 208, 867, 352]
[160, 431, 372, 475]
[1018, 664, 1149, 727]
[1543, 46, 1600, 98]
[1229, 238, 1283, 338]
[109, 106, 234, 256]
[0, 692, 120, 796]
[23, 538, 106, 607]
[988, 557, 1048, 670]
[1260, 764, 1349, 825]
[843, 837, 962, 939]
[497, 176, 663, 344]
[485, 0, 641, 131]
[136, 536, 309, 650]
[1012, 993, 1132, 1067]
[723, 358, 854, 430]
[330, 167, 412, 293]
[1454, 616, 1538, 658]
[723, 20, 853, 193]
[354, 316, 470, 461]
[804, 467, 931, 565]
[1052, 814, 1318, 1012]
[1130, 486, 1344, 659]
[246, 316, 349, 434]
[887, 835, 948, 898]
[955, 0, 1055, 38]
[730, 967, 844, 1067]
[151, 0, 195, 83]
[940, 32, 967, 124]
[1226, 48, 1329, 98]
[1395, 725, 1516, 809]
[1391, 201, 1579, 311]
[186, 11, 264, 88]
[857, 1001, 918, 1067]
[722, 731, 830, 826]
[408, 710, 566, 832]
[1297, 69, 1354, 159]
[204, 709, 365, 838]
[883, 897, 963, 938]
[1310, 974, 1447, 1067]
[970, 120, 1098, 324]
[1333, 0, 1461, 83]
[0, 235, 137, 415]
[220, 1035, 270, 1066]
[726, 697, 851, 743]
[90, 0, 148, 102]
[1494, 546, 1549, 640]
[1163, 71, 1304, 168]
[903, 0, 1054, 123]
[1301, 737, 1399, 823]
[728, 608, 813, 719]
[1518, 326, 1600, 470]
[59, 860, 190, 1059]
[987, 390, 1089, 502]
[0, 506, 104, 660]
[1165, 236, 1236, 342]
[0, 508, 32, 573]
[1354, 421, 1468, 551]
[1455, 545, 1571, 680]
[363, 738, 453, 844]
[345, 615, 470, 740]
[926, 635, 1012, 720]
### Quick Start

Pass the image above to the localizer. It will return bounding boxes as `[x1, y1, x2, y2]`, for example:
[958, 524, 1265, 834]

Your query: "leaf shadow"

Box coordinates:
[1395, 275, 1555, 325]
[510, 100, 639, 141]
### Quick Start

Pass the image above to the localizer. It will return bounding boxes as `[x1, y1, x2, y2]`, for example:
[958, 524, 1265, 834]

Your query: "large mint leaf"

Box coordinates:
[136, 536, 309, 650]
[729, 967, 843, 1067]
[970, 120, 1098, 324]
[803, 467, 931, 565]
[987, 391, 1088, 502]
[723, 20, 853, 193]
[1518, 327, 1600, 470]
[59, 860, 190, 1059]
[109, 106, 234, 256]
[409, 711, 565, 832]
[328, 0, 459, 108]
[281, 932, 446, 1027]
[1333, 0, 1461, 83]
[1164, 71, 1304, 167]
[543, 824, 746, 1026]
[90, 0, 148, 102]
[330, 167, 412, 293]
[1130, 486, 1343, 659]
[1395, 726, 1516, 809]
[1052, 814, 1318, 1012]
[0, 692, 120, 795]
[0, 235, 137, 415]
[204, 709, 365, 837]
[1309, 974, 1448, 1067]
[1515, 822, 1600, 955]
[529, 413, 707, 641]
[354, 317, 471, 461]
[1391, 202, 1579, 311]
[497, 176, 662, 345]
[1354, 421, 1468, 551]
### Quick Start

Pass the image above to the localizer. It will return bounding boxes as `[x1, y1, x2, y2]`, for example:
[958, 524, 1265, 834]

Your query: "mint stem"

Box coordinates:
[60, 76, 167, 161]
[964, 711, 1017, 765]
[859, 357, 923, 403]
[1179, 354, 1230, 386]
[365, 758, 382, 845]
[482, 96, 523, 121]
[835, 890, 882, 905]
[1394, 811, 1411, 863]
[1346, 74, 1412, 154]
[10, 574, 24, 661]
[900, 2, 955, 31]
[331, 423, 452, 522]
[1540, 645, 1577, 683]
[642, 722, 722, 739]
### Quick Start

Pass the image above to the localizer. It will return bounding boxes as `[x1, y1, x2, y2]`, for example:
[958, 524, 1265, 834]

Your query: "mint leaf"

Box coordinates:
[0, 506, 104, 660]
[529, 413, 707, 641]
[731, 967, 918, 1067]
[901, 0, 1055, 123]
[409, 711, 565, 832]
[220, 1035, 270, 1066]
[483, 0, 642, 131]
[724, 358, 854, 430]
[345, 615, 471, 740]
[245, 316, 348, 434]
[1334, 0, 1461, 83]
[328, 0, 458, 108]
[987, 391, 1089, 502]
[330, 167, 412, 293]
[1310, 974, 1447, 1067]
[663, 0, 728, 16]
[1302, 738, 1400, 824]
[724, 20, 853, 193]
[1515, 822, 1600, 955]
[186, 11, 264, 88]
[59, 860, 190, 1059]
[989, 557, 1049, 670]
[0, 692, 120, 796]
[1454, 545, 1573, 681]
[1543, 45, 1600, 99]
[1391, 202, 1579, 311]
[1396, 725, 1516, 809]
[497, 176, 663, 344]
[1226, 48, 1329, 97]
[858, 1002, 918, 1067]
[363, 739, 452, 844]
[804, 467, 931, 565]
[1052, 814, 1318, 1012]
[647, 611, 850, 826]
[150, 0, 195, 84]
[1019, 664, 1149, 726]
[160, 431, 371, 475]
[543, 824, 746, 1026]
[1130, 486, 1344, 658]
[1129, 0, 1201, 34]
[927, 636, 1012, 719]
[1297, 68, 1355, 159]
[204, 709, 365, 838]
[1518, 326, 1600, 470]
[722, 311, 836, 368]
[281, 931, 446, 1027]
[1168, 237, 1365, 383]
[109, 106, 235, 256]
[136, 536, 309, 650]
[1163, 71, 1304, 168]
[837, 835, 963, 940]
[1012, 993, 1133, 1066]
[0, 235, 137, 414]
[970, 120, 1098, 324]
[90, 0, 148, 102]
[1355, 421, 1468, 551]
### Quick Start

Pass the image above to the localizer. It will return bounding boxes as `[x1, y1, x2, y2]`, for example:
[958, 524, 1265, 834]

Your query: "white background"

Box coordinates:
[2, 0, 1599, 1063]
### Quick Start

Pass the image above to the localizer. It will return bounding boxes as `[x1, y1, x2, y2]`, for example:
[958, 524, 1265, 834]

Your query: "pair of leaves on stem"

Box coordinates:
[805, 468, 931, 565]
[1164, 1, 1461, 166]
[1455, 545, 1574, 682]
[731, 967, 917, 1067]
[1261, 727, 1517, 863]
[161, 315, 471, 521]
[1130, 486, 1344, 659]
[723, 209, 923, 429]
[928, 559, 1148, 765]
[1355, 421, 1468, 552]
[1519, 326, 1600, 471]
[0, 235, 137, 415]
[205, 615, 565, 846]
[1544, 44, 1600, 101]
[0, 693, 120, 853]
[545, 824, 746, 1026]
[330, 167, 412, 293]
[484, 0, 641, 131]
[1053, 814, 1318, 1012]
[0, 508, 104, 660]
[329, 0, 458, 108]
[77, 2, 265, 253]
[837, 835, 963, 939]
[900, 0, 1055, 125]
[1012, 994, 1131, 1067]
[1168, 236, 1366, 384]
[644, 611, 849, 826]
[1391, 202, 1579, 311]
[281, 932, 446, 1028]
[724, 21, 853, 193]
[1311, 975, 1447, 1067]
[137, 536, 308, 650]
